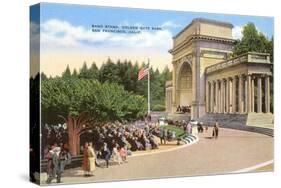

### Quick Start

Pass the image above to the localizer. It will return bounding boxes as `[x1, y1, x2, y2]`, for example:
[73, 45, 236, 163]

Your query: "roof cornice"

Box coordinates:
[169, 35, 236, 55]
[173, 18, 234, 39]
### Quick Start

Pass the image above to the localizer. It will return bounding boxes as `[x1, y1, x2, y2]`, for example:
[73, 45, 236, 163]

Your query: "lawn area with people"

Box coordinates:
[162, 125, 186, 138]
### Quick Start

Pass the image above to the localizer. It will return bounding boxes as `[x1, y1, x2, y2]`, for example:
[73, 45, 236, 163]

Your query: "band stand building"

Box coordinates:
[165, 18, 273, 126]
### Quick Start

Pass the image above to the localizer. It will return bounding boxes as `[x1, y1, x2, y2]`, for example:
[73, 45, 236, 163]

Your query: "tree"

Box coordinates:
[162, 66, 172, 81]
[268, 37, 274, 62]
[233, 23, 274, 61]
[88, 62, 99, 80]
[41, 77, 146, 155]
[72, 69, 78, 77]
[62, 65, 71, 78]
[78, 62, 89, 79]
[99, 58, 121, 83]
[41, 72, 48, 80]
[77, 62, 99, 80]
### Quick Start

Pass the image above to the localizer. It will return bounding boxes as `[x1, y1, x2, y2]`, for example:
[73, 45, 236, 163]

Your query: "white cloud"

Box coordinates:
[161, 21, 181, 29]
[232, 25, 243, 40]
[41, 19, 111, 48]
[30, 21, 40, 54]
[30, 21, 39, 35]
[118, 20, 143, 27]
[40, 19, 174, 76]
[40, 19, 173, 51]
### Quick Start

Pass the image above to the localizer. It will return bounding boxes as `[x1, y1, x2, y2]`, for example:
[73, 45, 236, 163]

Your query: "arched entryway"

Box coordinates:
[176, 61, 193, 112]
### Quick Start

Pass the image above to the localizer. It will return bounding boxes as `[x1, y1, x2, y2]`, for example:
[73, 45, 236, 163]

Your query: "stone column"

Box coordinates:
[232, 76, 237, 113]
[210, 81, 214, 113]
[165, 90, 167, 111]
[168, 91, 170, 112]
[257, 76, 262, 113]
[247, 74, 252, 113]
[206, 81, 209, 113]
[238, 75, 244, 113]
[216, 80, 219, 113]
[172, 63, 177, 113]
[220, 81, 223, 113]
[170, 92, 172, 111]
[244, 76, 248, 113]
[221, 79, 225, 113]
[251, 78, 255, 112]
[226, 78, 230, 113]
[219, 80, 222, 113]
[265, 75, 271, 113]
[167, 91, 169, 112]
[170, 92, 172, 112]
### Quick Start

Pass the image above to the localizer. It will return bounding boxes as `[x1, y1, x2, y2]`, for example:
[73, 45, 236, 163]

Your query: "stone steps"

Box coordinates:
[223, 124, 274, 137]
[167, 113, 191, 122]
[181, 134, 198, 144]
[247, 113, 274, 125]
[198, 113, 247, 127]
[198, 113, 273, 137]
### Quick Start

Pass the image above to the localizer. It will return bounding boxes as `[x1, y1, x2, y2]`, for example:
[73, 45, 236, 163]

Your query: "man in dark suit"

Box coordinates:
[101, 142, 111, 168]
[46, 148, 62, 184]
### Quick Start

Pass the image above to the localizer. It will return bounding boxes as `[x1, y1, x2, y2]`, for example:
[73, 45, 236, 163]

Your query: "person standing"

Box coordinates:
[159, 127, 164, 144]
[58, 144, 71, 180]
[187, 121, 192, 135]
[163, 128, 168, 144]
[172, 130, 176, 140]
[112, 144, 122, 165]
[44, 146, 53, 178]
[212, 122, 220, 139]
[87, 142, 96, 176]
[101, 142, 111, 168]
[205, 125, 208, 132]
[119, 146, 127, 162]
[215, 122, 219, 139]
[46, 147, 62, 184]
[197, 123, 201, 133]
[82, 142, 90, 177]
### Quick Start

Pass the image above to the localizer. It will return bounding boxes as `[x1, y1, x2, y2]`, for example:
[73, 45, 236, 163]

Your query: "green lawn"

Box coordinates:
[163, 125, 186, 138]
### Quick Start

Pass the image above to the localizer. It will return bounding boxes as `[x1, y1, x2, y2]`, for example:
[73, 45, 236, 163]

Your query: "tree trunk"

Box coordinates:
[67, 116, 79, 156]
[66, 112, 89, 156]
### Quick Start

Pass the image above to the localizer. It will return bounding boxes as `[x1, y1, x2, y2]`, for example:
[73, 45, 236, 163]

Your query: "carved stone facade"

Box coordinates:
[165, 18, 273, 120]
[205, 52, 272, 115]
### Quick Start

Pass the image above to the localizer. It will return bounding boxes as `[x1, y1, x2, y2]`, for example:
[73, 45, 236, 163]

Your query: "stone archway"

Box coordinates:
[175, 61, 193, 110]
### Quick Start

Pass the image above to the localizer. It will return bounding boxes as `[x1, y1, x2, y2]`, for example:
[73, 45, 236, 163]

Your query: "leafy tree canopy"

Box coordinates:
[41, 77, 147, 126]
[233, 22, 273, 61]
[42, 59, 173, 115]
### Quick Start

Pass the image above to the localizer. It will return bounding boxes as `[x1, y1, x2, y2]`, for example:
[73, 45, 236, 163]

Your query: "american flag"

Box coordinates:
[138, 65, 149, 81]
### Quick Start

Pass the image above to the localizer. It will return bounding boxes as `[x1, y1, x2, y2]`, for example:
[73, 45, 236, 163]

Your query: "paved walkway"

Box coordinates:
[51, 128, 273, 184]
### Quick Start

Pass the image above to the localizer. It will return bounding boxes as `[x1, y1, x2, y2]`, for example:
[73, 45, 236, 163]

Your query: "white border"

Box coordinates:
[1, 0, 280, 188]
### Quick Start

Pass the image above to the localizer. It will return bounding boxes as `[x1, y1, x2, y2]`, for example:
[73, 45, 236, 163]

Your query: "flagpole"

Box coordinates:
[147, 59, 151, 115]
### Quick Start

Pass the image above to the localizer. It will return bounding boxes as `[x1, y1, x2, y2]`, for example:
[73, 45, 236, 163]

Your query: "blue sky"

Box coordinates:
[31, 3, 274, 76]
[39, 3, 273, 38]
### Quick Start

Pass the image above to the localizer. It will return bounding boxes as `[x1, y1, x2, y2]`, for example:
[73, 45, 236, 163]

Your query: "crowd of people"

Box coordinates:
[79, 121, 164, 178]
[154, 127, 176, 144]
[42, 124, 68, 157]
[176, 105, 191, 113]
[80, 120, 220, 178]
[168, 119, 220, 139]
[42, 125, 71, 183]
[44, 143, 71, 184]
[41, 121, 162, 183]
[88, 122, 159, 155]
[41, 118, 220, 183]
